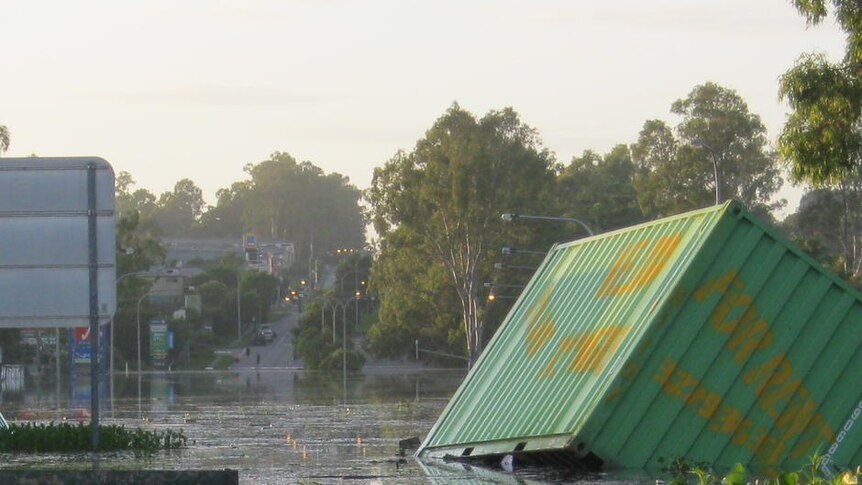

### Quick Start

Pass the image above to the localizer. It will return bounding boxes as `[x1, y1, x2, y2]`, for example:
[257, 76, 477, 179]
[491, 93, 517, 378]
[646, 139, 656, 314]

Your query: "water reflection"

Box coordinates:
[0, 369, 462, 483]
[0, 369, 642, 484]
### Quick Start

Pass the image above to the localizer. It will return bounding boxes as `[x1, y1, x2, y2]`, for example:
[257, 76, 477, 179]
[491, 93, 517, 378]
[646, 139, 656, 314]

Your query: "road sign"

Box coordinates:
[0, 157, 116, 328]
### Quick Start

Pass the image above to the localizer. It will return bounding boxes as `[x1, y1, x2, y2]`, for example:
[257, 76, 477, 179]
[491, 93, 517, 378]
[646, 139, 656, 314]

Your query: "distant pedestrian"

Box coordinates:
[245, 347, 250, 358]
[256, 353, 261, 368]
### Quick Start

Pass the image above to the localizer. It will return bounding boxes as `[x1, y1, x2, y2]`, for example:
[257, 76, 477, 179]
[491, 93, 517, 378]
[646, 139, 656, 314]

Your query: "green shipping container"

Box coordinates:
[417, 202, 862, 472]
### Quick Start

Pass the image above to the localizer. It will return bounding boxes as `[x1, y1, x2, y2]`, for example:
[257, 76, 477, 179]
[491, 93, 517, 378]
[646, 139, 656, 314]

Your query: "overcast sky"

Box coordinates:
[0, 1, 847, 212]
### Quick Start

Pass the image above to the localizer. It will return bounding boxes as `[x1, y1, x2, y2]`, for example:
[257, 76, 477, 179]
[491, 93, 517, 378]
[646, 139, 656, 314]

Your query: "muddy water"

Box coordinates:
[0, 369, 636, 484]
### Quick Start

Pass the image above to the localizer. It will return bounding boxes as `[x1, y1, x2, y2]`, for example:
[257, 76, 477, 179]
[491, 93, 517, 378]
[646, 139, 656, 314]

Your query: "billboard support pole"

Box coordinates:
[87, 162, 100, 450]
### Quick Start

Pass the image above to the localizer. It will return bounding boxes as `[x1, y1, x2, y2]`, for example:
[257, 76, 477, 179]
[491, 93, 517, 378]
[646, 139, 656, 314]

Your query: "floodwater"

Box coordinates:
[0, 368, 642, 484]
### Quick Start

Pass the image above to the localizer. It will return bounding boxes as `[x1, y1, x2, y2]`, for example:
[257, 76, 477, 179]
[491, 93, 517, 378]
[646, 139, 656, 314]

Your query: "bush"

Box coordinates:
[0, 422, 187, 452]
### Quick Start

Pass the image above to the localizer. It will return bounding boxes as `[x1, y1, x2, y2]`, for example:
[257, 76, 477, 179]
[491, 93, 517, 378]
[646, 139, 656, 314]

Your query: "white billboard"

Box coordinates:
[0, 157, 116, 328]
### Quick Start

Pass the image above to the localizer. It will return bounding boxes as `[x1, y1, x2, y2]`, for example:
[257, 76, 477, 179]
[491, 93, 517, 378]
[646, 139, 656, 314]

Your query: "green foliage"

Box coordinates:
[633, 82, 783, 219]
[211, 353, 235, 370]
[318, 347, 365, 371]
[778, 53, 862, 185]
[200, 152, 366, 271]
[366, 232, 464, 361]
[151, 178, 206, 236]
[366, 103, 557, 363]
[241, 269, 280, 325]
[115, 171, 160, 234]
[557, 145, 644, 233]
[0, 422, 186, 452]
[781, 178, 862, 279]
[197, 280, 234, 338]
[334, 252, 372, 297]
[113, 206, 166, 369]
[663, 455, 860, 485]
[188, 258, 277, 340]
[791, 0, 862, 62]
[291, 300, 364, 371]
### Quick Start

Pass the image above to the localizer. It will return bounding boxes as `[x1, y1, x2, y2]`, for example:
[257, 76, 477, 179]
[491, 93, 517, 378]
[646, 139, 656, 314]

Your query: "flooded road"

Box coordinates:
[0, 368, 639, 484]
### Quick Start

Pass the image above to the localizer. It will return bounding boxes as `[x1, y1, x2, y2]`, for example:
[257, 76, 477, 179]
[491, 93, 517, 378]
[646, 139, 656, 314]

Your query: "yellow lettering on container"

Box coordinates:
[523, 287, 556, 356]
[596, 233, 682, 297]
[560, 324, 631, 374]
[725, 313, 772, 363]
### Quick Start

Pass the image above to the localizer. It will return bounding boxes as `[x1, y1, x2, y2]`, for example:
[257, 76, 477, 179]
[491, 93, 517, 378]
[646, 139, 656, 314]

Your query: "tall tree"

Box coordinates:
[0, 124, 9, 156]
[366, 229, 463, 360]
[633, 82, 783, 219]
[791, 0, 862, 61]
[151, 178, 206, 236]
[783, 174, 862, 279]
[196, 181, 252, 237]
[779, 54, 862, 185]
[115, 171, 158, 220]
[367, 104, 557, 364]
[557, 145, 644, 233]
[779, 2, 862, 280]
[239, 152, 365, 272]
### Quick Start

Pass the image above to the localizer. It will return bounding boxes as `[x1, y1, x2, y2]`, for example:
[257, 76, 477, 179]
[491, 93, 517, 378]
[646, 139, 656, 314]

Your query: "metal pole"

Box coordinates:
[86, 162, 100, 450]
[711, 151, 722, 204]
[55, 328, 60, 411]
[237, 271, 242, 341]
[332, 303, 337, 344]
[136, 292, 148, 374]
[691, 139, 722, 205]
[501, 213, 594, 236]
[342, 303, 347, 404]
[111, 270, 149, 383]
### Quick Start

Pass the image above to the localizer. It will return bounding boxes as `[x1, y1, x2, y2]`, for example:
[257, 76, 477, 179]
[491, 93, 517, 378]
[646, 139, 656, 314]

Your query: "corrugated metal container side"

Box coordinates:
[417, 202, 862, 473]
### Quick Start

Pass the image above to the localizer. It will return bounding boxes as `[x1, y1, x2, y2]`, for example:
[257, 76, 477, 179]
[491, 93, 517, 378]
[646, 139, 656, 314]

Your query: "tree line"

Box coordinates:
[366, 85, 785, 366]
[116, 151, 366, 275]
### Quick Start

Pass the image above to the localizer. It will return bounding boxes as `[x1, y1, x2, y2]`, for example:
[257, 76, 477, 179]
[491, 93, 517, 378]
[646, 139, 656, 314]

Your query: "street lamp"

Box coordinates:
[501, 213, 594, 236]
[487, 291, 517, 301]
[494, 262, 538, 271]
[501, 246, 546, 256]
[483, 282, 526, 289]
[339, 270, 365, 294]
[691, 139, 722, 205]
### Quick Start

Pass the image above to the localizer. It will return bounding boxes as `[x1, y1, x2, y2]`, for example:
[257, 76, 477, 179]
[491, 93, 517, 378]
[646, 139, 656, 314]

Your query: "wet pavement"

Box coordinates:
[0, 369, 643, 484]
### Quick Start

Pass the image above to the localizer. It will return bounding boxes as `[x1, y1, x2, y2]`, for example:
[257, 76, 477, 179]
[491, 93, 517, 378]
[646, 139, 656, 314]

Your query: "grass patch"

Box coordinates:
[211, 353, 235, 370]
[0, 422, 187, 452]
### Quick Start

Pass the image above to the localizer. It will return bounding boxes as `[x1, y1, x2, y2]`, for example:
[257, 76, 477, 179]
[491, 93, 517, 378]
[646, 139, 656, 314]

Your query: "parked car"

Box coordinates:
[252, 326, 276, 346]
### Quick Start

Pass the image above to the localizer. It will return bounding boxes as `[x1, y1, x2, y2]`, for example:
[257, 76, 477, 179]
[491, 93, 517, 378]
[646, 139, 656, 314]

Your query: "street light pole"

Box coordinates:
[113, 270, 154, 377]
[501, 246, 546, 256]
[343, 299, 348, 402]
[135, 292, 149, 374]
[237, 270, 242, 341]
[501, 213, 594, 236]
[691, 139, 722, 205]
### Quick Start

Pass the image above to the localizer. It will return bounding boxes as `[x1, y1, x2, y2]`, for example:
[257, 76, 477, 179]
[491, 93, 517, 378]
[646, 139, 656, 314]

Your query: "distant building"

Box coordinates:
[145, 268, 187, 311]
[163, 237, 295, 276]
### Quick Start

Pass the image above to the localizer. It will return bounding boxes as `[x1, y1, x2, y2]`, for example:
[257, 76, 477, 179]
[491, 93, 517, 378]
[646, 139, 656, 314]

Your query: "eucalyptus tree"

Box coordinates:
[205, 152, 365, 271]
[779, 53, 862, 184]
[557, 145, 643, 233]
[633, 82, 783, 219]
[778, 2, 862, 275]
[785, 178, 862, 279]
[366, 104, 557, 364]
